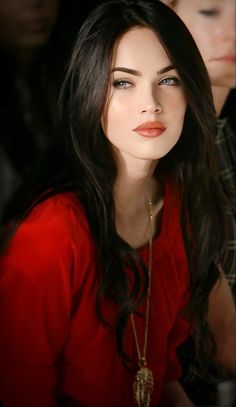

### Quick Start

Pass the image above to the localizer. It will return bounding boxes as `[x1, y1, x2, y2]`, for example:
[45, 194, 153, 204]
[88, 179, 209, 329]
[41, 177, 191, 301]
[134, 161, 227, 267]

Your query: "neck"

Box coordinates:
[211, 86, 231, 117]
[112, 150, 164, 247]
[114, 165, 163, 248]
[114, 156, 157, 218]
[115, 177, 151, 221]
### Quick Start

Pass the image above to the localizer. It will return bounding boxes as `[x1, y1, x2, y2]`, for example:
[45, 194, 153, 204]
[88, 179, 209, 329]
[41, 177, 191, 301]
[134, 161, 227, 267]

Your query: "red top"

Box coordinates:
[0, 181, 190, 407]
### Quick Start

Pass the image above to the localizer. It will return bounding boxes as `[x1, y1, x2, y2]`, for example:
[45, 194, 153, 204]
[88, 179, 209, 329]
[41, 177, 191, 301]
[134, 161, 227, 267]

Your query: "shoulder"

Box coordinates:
[216, 118, 236, 146]
[215, 118, 236, 163]
[215, 118, 236, 194]
[13, 191, 90, 244]
[0, 192, 94, 286]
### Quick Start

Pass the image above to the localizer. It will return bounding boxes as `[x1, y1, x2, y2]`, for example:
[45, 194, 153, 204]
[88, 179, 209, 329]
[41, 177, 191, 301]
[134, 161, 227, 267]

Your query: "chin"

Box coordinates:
[20, 33, 52, 48]
[212, 74, 236, 89]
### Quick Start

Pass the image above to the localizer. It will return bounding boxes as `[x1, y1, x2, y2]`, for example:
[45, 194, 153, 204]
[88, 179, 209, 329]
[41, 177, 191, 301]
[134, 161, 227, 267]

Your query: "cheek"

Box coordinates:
[167, 96, 186, 137]
[207, 62, 236, 88]
[163, 90, 186, 116]
[0, 19, 21, 42]
[102, 104, 124, 142]
[190, 29, 213, 61]
[106, 98, 133, 129]
[45, 1, 59, 21]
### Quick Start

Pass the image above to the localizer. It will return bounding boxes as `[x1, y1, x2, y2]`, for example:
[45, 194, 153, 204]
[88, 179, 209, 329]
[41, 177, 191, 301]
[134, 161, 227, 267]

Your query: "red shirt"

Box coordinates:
[0, 182, 190, 407]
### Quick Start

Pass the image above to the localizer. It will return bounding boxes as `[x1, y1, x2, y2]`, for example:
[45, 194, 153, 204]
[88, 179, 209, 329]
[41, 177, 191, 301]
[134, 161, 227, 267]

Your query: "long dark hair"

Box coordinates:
[2, 0, 226, 367]
[59, 0, 226, 364]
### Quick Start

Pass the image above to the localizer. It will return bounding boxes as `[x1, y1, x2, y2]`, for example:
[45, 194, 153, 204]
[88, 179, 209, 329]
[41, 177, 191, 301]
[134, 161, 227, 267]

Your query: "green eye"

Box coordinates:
[113, 80, 132, 89]
[159, 77, 180, 86]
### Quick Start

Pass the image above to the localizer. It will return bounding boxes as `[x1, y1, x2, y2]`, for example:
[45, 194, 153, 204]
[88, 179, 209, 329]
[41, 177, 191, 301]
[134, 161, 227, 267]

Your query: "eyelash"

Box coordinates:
[112, 76, 180, 89]
[159, 77, 180, 86]
[112, 80, 132, 89]
[199, 9, 219, 17]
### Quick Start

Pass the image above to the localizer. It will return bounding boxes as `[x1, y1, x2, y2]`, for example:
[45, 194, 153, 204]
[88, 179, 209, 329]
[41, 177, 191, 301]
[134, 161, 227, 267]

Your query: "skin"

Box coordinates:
[162, 0, 236, 114]
[0, 0, 59, 66]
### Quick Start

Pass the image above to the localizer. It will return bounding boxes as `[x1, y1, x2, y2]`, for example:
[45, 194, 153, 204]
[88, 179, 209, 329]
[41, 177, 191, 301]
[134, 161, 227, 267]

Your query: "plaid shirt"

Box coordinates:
[215, 118, 236, 298]
[180, 118, 236, 390]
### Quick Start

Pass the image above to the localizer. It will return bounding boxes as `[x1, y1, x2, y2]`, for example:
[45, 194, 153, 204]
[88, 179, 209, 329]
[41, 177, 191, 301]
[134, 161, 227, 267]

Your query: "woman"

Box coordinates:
[0, 1, 233, 406]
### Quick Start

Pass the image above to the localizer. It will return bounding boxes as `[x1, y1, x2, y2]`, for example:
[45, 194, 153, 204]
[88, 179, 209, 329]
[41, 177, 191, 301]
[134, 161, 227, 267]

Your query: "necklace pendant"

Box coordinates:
[133, 366, 154, 407]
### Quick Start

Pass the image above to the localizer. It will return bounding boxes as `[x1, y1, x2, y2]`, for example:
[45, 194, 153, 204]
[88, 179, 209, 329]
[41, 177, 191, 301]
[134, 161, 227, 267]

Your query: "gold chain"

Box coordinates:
[131, 193, 154, 407]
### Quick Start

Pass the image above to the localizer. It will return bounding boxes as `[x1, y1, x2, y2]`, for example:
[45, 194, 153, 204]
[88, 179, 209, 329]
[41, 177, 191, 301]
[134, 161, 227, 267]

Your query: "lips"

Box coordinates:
[24, 19, 47, 32]
[214, 55, 236, 62]
[133, 121, 166, 137]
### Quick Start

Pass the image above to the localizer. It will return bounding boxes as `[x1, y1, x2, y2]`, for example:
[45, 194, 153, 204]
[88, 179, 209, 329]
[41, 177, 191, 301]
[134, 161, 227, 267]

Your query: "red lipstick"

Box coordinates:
[133, 121, 166, 137]
[214, 55, 236, 63]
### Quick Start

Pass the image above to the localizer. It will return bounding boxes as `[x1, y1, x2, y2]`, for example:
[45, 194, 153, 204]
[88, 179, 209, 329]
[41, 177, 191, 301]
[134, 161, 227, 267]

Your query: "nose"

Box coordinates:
[140, 84, 162, 115]
[141, 104, 162, 115]
[26, 0, 45, 9]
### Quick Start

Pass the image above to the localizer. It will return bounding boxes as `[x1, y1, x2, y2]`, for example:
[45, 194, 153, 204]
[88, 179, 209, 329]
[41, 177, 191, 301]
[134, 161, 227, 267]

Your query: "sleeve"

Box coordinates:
[0, 198, 89, 407]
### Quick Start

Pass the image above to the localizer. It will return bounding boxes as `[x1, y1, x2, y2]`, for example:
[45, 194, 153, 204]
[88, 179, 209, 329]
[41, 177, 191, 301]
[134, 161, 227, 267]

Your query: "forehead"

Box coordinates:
[176, 0, 228, 6]
[112, 27, 171, 70]
[0, 0, 58, 11]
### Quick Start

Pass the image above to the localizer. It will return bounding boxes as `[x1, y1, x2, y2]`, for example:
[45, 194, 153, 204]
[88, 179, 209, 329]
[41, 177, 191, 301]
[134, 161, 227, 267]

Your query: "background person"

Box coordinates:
[0, 0, 97, 221]
[160, 0, 236, 405]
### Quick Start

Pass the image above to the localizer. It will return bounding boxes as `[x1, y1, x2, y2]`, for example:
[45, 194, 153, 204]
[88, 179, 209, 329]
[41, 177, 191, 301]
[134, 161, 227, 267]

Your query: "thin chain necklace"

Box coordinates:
[131, 193, 154, 407]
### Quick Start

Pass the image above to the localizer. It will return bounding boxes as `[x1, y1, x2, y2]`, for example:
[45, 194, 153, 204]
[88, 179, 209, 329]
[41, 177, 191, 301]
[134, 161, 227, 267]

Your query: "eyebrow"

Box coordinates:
[111, 67, 141, 76]
[157, 64, 175, 75]
[111, 64, 175, 76]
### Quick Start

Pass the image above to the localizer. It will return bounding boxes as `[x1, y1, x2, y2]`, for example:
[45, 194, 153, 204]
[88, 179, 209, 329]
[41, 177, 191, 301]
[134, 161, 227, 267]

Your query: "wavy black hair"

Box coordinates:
[2, 0, 226, 368]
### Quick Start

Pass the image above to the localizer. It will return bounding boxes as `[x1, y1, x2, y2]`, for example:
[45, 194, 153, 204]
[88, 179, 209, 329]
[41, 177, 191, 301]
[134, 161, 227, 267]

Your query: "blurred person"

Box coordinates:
[0, 0, 59, 219]
[0, 0, 59, 50]
[160, 0, 236, 405]
[0, 0, 90, 221]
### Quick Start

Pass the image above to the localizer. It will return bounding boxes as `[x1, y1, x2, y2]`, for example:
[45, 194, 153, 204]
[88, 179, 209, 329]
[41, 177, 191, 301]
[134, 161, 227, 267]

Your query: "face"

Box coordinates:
[164, 0, 236, 88]
[0, 0, 59, 49]
[102, 27, 186, 164]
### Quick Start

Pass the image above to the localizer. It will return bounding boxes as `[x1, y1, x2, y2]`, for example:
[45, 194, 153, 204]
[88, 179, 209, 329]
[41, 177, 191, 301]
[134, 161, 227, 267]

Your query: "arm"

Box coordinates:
[159, 380, 195, 407]
[0, 197, 85, 407]
[0, 230, 71, 407]
[208, 275, 236, 374]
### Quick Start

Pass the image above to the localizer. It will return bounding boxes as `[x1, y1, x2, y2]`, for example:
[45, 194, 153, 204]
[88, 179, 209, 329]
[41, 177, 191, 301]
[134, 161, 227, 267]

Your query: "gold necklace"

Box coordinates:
[131, 194, 154, 407]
